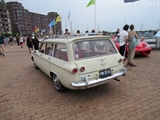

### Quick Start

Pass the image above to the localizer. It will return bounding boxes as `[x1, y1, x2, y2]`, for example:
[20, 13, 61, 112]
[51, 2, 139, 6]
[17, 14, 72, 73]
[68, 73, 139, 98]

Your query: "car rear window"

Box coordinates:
[73, 39, 117, 60]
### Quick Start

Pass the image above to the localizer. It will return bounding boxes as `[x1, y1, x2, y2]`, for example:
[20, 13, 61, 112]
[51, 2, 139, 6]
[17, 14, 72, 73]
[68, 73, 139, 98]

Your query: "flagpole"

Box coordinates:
[52, 26, 54, 38]
[87, 24, 89, 30]
[65, 18, 67, 29]
[70, 21, 72, 34]
[61, 17, 63, 35]
[159, 0, 160, 30]
[54, 24, 56, 36]
[94, 2, 96, 32]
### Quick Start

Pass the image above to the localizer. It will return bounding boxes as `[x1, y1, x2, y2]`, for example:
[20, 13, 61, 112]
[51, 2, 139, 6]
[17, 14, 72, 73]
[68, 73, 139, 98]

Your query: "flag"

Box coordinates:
[67, 10, 70, 21]
[33, 26, 36, 32]
[41, 29, 46, 32]
[35, 28, 39, 32]
[86, 0, 95, 7]
[124, 0, 139, 3]
[49, 27, 52, 34]
[48, 20, 55, 27]
[55, 15, 61, 23]
[41, 29, 46, 35]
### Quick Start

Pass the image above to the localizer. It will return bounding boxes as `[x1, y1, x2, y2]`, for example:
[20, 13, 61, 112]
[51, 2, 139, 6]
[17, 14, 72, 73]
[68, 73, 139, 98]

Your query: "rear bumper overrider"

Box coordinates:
[71, 67, 126, 88]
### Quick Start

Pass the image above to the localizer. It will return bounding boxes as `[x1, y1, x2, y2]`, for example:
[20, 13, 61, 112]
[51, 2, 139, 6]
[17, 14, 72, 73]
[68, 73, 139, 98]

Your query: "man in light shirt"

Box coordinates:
[118, 24, 129, 56]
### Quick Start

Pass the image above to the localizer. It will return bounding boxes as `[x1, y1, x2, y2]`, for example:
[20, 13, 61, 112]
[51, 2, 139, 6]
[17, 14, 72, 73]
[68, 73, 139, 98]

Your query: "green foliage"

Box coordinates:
[1, 32, 27, 37]
[2, 33, 12, 37]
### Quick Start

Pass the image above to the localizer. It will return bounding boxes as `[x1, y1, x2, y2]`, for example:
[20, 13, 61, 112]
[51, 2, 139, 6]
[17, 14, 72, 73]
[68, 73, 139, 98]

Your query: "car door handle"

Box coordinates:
[48, 58, 51, 60]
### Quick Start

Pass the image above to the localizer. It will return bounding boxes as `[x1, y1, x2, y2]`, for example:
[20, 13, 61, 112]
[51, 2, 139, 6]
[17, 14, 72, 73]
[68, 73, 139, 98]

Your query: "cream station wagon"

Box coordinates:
[31, 36, 126, 92]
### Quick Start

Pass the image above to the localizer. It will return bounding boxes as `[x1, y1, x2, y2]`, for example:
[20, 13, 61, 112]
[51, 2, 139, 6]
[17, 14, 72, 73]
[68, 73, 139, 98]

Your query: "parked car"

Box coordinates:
[113, 37, 152, 56]
[31, 36, 126, 92]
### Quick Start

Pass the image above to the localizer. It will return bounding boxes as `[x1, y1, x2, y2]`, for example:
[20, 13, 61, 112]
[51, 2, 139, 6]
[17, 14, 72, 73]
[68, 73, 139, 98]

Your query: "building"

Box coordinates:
[5, 1, 62, 35]
[0, 0, 12, 33]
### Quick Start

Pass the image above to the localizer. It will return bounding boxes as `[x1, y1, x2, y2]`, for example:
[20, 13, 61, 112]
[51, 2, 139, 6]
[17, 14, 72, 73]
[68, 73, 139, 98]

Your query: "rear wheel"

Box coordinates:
[53, 74, 66, 92]
[34, 63, 39, 69]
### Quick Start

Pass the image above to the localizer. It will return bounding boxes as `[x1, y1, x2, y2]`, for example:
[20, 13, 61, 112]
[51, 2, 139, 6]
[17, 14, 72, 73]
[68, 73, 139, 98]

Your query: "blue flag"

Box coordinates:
[48, 20, 55, 27]
[124, 0, 139, 3]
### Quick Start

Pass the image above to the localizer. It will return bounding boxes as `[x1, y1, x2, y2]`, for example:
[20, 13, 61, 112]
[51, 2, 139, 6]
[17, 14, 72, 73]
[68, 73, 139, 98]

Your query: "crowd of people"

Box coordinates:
[1, 26, 138, 68]
[0, 33, 43, 55]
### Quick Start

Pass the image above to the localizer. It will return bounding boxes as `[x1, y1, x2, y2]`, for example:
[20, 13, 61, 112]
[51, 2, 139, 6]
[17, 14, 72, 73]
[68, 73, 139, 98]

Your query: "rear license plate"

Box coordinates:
[99, 68, 111, 78]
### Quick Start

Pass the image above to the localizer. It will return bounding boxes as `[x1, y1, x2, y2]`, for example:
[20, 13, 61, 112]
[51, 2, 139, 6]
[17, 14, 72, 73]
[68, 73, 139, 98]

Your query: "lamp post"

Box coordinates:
[159, 0, 160, 30]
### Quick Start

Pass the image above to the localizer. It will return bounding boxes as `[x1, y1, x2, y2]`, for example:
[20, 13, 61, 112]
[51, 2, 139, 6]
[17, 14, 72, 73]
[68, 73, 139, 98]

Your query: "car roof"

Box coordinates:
[41, 36, 111, 44]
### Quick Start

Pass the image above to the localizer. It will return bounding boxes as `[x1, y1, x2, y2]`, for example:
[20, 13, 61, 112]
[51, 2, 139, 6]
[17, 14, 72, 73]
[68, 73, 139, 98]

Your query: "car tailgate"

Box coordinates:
[74, 54, 123, 75]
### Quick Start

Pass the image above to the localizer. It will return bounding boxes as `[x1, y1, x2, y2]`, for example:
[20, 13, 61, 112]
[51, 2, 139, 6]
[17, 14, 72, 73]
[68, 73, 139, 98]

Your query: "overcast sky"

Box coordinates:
[5, 0, 160, 33]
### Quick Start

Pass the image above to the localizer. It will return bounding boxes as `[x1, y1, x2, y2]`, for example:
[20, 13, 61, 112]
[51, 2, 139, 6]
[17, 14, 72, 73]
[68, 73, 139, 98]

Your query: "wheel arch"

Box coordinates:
[50, 71, 67, 92]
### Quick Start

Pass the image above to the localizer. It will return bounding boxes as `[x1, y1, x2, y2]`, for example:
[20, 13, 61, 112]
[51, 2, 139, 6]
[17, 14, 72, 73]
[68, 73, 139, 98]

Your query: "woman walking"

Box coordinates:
[19, 36, 24, 48]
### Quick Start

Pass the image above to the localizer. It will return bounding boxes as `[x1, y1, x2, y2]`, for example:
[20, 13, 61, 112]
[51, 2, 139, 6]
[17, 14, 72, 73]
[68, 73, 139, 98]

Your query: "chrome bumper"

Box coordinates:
[71, 67, 126, 88]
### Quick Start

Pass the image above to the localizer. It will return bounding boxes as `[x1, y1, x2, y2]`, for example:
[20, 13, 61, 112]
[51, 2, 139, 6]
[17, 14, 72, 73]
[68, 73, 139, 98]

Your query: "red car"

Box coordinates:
[113, 38, 152, 56]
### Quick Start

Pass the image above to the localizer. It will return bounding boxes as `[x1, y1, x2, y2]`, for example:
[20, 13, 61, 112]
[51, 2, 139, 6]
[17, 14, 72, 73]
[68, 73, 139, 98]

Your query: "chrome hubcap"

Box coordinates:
[53, 76, 60, 89]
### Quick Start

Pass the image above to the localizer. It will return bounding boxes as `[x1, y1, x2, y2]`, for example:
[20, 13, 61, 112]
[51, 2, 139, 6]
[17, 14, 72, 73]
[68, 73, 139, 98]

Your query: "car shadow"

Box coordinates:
[134, 55, 149, 59]
[64, 82, 116, 97]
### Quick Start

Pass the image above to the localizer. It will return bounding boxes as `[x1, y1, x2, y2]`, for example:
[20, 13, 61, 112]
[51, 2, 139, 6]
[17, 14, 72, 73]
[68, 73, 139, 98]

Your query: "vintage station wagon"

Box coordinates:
[31, 36, 126, 92]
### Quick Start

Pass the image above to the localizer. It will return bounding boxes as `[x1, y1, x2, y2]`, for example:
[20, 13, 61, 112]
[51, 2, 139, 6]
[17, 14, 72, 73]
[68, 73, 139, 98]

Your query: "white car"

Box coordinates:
[31, 36, 126, 92]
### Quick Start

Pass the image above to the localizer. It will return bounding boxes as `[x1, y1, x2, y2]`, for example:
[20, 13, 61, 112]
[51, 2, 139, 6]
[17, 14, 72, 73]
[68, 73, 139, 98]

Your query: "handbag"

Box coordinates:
[129, 36, 138, 49]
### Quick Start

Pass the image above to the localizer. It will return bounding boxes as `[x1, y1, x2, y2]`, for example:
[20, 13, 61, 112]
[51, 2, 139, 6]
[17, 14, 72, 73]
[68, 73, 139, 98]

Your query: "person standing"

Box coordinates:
[115, 28, 120, 37]
[127, 24, 138, 67]
[8, 36, 14, 48]
[91, 29, 95, 33]
[26, 34, 33, 53]
[32, 35, 39, 50]
[118, 24, 129, 57]
[19, 36, 24, 48]
[64, 29, 70, 38]
[85, 30, 89, 36]
[16, 35, 19, 46]
[76, 30, 81, 36]
[0, 32, 7, 56]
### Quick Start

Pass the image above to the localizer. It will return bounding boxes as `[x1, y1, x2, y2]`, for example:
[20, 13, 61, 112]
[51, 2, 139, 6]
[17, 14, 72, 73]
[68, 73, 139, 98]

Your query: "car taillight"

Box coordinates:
[118, 58, 122, 63]
[123, 58, 127, 62]
[72, 68, 78, 73]
[80, 66, 85, 72]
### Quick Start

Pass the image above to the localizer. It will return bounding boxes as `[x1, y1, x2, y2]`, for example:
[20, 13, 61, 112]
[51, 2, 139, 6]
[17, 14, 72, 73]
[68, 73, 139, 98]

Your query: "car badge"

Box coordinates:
[100, 63, 106, 67]
[98, 58, 106, 62]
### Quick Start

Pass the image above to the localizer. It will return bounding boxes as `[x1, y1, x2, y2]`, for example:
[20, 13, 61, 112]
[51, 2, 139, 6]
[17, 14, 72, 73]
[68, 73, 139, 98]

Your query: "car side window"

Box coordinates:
[39, 43, 46, 53]
[45, 43, 53, 56]
[53, 43, 68, 61]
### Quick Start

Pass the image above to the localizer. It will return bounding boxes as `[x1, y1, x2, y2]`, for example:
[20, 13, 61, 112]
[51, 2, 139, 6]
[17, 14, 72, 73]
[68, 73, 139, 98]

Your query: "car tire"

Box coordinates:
[53, 74, 67, 92]
[34, 63, 39, 69]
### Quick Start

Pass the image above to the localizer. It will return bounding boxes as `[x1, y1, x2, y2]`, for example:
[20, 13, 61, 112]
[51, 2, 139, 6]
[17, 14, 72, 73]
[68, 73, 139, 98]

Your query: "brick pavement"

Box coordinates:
[0, 44, 160, 120]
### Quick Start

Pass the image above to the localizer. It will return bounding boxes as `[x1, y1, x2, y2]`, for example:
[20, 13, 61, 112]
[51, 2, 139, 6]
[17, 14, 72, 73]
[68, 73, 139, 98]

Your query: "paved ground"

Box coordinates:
[0, 44, 160, 120]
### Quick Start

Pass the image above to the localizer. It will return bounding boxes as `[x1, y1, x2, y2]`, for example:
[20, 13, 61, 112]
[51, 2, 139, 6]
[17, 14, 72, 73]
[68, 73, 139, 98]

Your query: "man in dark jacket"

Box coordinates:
[32, 35, 39, 50]
[26, 34, 33, 53]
